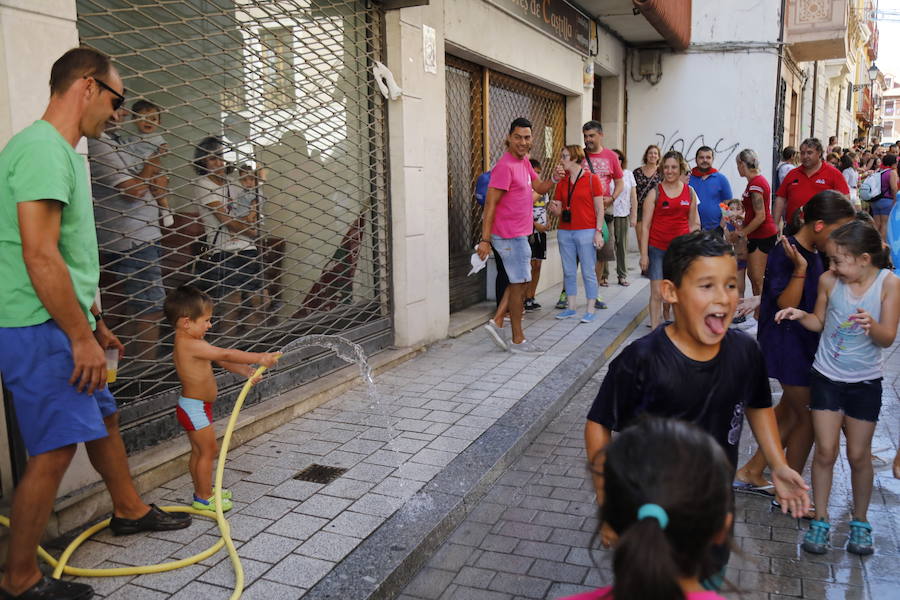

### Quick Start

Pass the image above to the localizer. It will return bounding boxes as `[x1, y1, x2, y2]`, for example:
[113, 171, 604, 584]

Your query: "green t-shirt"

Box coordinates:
[0, 120, 99, 328]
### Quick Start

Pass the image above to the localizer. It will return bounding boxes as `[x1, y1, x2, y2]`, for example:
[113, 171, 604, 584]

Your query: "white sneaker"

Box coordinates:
[483, 320, 508, 351]
[509, 339, 543, 355]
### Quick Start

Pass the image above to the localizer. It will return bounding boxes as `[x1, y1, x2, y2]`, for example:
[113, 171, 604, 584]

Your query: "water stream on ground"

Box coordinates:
[279, 335, 430, 509]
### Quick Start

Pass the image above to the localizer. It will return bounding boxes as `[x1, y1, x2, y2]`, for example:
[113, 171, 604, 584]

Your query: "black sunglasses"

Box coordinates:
[87, 76, 126, 111]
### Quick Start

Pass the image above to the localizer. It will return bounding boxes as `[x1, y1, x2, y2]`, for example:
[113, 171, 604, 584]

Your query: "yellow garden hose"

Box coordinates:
[0, 365, 267, 599]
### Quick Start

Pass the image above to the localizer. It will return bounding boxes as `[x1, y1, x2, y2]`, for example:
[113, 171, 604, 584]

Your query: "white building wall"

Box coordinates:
[388, 0, 616, 347]
[626, 0, 782, 191]
[0, 0, 101, 503]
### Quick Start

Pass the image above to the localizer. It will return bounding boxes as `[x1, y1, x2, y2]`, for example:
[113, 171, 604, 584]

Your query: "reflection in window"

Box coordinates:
[259, 26, 296, 110]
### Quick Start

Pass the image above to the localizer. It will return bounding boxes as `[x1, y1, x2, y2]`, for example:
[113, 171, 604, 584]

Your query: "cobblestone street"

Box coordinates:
[399, 330, 900, 600]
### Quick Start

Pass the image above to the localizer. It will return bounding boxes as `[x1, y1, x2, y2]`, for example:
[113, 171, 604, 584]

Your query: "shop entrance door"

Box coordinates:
[445, 58, 565, 313]
[446, 56, 486, 313]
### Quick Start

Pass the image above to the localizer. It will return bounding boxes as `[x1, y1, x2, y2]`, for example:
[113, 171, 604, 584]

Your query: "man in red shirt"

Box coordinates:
[773, 137, 850, 234]
[581, 121, 623, 305]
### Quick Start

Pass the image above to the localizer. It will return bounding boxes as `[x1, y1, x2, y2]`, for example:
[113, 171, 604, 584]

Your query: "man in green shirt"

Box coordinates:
[0, 48, 190, 600]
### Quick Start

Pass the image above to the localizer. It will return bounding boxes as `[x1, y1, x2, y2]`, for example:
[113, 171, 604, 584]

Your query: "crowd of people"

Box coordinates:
[2, 45, 900, 600]
[88, 90, 276, 369]
[480, 116, 900, 598]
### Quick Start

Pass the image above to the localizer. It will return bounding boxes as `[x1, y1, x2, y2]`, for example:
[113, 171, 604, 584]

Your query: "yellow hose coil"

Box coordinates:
[0, 365, 266, 599]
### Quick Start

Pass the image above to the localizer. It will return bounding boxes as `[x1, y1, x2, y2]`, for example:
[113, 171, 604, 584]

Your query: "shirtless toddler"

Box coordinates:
[164, 285, 279, 512]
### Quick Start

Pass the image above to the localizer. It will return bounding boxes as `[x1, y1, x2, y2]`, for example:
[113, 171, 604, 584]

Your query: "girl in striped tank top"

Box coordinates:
[776, 220, 900, 557]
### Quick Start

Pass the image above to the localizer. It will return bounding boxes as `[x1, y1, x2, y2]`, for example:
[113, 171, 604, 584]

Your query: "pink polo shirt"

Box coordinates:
[489, 152, 539, 239]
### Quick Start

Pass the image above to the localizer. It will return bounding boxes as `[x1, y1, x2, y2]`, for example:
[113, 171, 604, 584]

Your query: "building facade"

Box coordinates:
[0, 0, 682, 520]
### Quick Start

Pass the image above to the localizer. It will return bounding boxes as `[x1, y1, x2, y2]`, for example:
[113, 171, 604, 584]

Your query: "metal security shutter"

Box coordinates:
[487, 71, 565, 172]
[446, 56, 486, 313]
[77, 0, 391, 452]
[445, 59, 565, 313]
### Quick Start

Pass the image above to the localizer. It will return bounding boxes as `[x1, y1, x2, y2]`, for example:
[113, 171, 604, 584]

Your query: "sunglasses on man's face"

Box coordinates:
[87, 76, 126, 111]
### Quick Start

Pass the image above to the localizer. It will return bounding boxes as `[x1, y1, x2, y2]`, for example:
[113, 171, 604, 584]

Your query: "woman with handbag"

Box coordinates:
[192, 137, 263, 335]
[549, 145, 607, 324]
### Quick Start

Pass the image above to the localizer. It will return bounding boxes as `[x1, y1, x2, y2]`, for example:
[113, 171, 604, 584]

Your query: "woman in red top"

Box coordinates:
[549, 145, 606, 323]
[733, 148, 777, 303]
[640, 150, 700, 328]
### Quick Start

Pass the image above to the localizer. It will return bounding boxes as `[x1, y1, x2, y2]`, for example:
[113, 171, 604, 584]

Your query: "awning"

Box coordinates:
[633, 0, 691, 51]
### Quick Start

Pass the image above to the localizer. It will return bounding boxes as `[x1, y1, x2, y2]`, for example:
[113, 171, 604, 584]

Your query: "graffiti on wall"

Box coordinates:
[654, 130, 741, 167]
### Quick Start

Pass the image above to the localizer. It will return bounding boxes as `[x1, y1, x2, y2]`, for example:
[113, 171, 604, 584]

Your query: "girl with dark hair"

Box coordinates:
[633, 145, 662, 260]
[840, 152, 859, 206]
[735, 191, 855, 502]
[562, 418, 734, 600]
[777, 220, 900, 556]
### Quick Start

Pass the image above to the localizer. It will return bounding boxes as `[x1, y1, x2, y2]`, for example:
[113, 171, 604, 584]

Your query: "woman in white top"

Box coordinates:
[192, 137, 263, 333]
[611, 149, 636, 286]
[840, 152, 859, 207]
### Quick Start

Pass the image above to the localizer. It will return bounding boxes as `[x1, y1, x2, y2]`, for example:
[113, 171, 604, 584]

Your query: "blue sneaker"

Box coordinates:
[580, 313, 597, 324]
[847, 520, 874, 555]
[555, 309, 577, 319]
[801, 519, 830, 554]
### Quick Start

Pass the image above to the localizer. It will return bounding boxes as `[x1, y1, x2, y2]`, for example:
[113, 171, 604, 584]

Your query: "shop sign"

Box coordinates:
[485, 0, 593, 56]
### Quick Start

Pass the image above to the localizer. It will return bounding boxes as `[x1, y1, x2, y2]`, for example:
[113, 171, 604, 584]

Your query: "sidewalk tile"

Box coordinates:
[295, 531, 361, 561]
[295, 495, 353, 519]
[264, 512, 328, 540]
[240, 580, 306, 600]
[268, 479, 323, 501]
[198, 556, 271, 587]
[323, 510, 384, 538]
[263, 555, 334, 589]
[235, 532, 301, 563]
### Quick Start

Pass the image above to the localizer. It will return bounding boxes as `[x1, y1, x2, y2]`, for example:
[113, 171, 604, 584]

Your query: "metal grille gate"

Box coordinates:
[445, 57, 565, 312]
[446, 56, 485, 313]
[487, 72, 565, 171]
[76, 0, 391, 452]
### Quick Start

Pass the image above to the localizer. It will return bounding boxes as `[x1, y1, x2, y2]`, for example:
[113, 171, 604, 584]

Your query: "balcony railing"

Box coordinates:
[856, 85, 873, 123]
[785, 0, 849, 62]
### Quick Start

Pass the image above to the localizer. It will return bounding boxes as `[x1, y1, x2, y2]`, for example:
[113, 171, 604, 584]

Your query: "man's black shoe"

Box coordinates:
[109, 504, 191, 536]
[0, 576, 93, 600]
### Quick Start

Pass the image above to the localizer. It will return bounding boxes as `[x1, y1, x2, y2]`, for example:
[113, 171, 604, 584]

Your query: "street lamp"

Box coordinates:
[868, 63, 878, 144]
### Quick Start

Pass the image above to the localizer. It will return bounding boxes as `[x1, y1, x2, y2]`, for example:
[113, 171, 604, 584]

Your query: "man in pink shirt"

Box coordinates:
[582, 121, 623, 305]
[477, 117, 560, 355]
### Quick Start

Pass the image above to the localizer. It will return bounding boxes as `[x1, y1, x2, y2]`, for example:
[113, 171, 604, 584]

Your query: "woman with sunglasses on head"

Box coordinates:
[640, 150, 700, 329]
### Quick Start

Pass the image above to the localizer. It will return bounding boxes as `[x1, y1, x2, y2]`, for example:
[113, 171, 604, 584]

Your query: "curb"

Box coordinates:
[304, 293, 649, 600]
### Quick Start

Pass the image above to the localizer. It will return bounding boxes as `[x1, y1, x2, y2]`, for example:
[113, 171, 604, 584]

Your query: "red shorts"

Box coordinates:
[175, 396, 213, 432]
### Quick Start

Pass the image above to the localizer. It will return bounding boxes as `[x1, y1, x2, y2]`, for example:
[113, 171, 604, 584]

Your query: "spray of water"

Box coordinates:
[278, 334, 400, 448]
[275, 334, 436, 515]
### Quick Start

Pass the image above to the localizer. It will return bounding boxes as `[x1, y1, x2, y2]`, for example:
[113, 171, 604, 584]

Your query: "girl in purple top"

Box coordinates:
[735, 191, 855, 496]
[561, 418, 733, 600]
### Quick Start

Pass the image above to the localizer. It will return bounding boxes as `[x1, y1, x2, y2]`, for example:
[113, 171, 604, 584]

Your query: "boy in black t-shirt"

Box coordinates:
[585, 231, 810, 518]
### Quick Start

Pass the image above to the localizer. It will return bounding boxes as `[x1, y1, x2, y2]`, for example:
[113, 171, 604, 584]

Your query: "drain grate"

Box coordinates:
[293, 464, 347, 484]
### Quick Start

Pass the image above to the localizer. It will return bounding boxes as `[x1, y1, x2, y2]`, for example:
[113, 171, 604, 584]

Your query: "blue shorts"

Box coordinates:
[204, 250, 262, 299]
[102, 242, 165, 315]
[176, 396, 213, 431]
[0, 321, 117, 455]
[490, 235, 531, 284]
[870, 197, 894, 216]
[648, 245, 666, 281]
